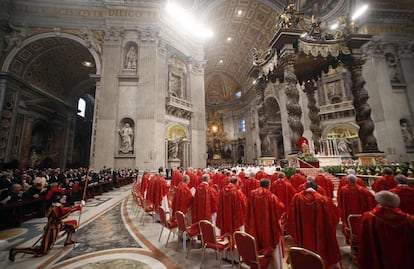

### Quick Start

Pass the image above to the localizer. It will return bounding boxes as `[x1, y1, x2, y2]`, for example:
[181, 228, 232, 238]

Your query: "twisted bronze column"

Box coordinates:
[304, 80, 322, 153]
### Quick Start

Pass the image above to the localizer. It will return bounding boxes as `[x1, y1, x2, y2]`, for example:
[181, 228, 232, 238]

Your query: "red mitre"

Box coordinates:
[45, 187, 65, 200]
[297, 136, 309, 151]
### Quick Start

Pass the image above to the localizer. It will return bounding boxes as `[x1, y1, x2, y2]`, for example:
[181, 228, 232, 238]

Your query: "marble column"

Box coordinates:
[344, 56, 379, 152]
[303, 80, 322, 153]
[284, 62, 303, 153]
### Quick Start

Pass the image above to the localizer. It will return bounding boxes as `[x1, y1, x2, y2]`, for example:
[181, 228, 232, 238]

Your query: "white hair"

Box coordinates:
[375, 191, 400, 208]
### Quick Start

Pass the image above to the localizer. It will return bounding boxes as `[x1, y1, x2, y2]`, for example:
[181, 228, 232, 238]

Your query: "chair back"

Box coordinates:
[175, 211, 187, 234]
[234, 231, 260, 268]
[347, 214, 362, 243]
[289, 246, 325, 269]
[199, 220, 217, 247]
[158, 206, 168, 227]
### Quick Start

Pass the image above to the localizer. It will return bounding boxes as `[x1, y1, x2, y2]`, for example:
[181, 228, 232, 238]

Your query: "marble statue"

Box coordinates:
[125, 46, 137, 69]
[119, 123, 134, 153]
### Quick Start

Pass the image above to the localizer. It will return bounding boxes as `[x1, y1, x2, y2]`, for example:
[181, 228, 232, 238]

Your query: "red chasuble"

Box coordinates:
[241, 177, 259, 198]
[358, 206, 414, 269]
[289, 172, 306, 191]
[140, 172, 150, 196]
[270, 179, 296, 211]
[314, 173, 334, 198]
[372, 175, 397, 192]
[146, 175, 168, 209]
[338, 176, 366, 190]
[246, 187, 285, 253]
[286, 190, 341, 269]
[170, 169, 183, 190]
[337, 183, 376, 241]
[216, 183, 247, 235]
[389, 185, 414, 215]
[191, 182, 218, 224]
[171, 181, 193, 217]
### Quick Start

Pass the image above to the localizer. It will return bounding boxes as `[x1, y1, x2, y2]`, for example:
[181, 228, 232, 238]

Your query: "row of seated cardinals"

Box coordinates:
[133, 166, 414, 269]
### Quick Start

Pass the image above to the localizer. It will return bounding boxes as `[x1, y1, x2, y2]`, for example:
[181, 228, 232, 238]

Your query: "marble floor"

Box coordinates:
[1, 183, 356, 269]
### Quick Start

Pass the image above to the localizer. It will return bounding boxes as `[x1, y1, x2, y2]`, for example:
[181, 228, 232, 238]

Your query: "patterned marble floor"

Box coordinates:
[2, 184, 356, 269]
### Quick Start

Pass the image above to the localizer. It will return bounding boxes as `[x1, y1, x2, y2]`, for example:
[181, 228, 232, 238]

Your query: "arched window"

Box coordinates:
[77, 98, 86, 118]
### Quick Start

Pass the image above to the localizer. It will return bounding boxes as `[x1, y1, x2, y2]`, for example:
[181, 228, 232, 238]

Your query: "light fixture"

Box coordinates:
[227, 37, 232, 42]
[166, 2, 213, 39]
[252, 80, 257, 85]
[352, 4, 368, 20]
[330, 23, 338, 30]
[81, 61, 94, 67]
[237, 10, 243, 16]
[219, 59, 224, 64]
[211, 125, 218, 133]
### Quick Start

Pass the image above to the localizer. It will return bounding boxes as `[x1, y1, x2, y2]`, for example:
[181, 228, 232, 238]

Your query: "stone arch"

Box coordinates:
[322, 123, 360, 155]
[2, 32, 101, 75]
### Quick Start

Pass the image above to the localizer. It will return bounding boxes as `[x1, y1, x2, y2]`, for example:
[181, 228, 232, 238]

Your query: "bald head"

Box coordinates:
[395, 174, 407, 185]
[347, 174, 357, 184]
[375, 190, 400, 208]
[347, 169, 356, 175]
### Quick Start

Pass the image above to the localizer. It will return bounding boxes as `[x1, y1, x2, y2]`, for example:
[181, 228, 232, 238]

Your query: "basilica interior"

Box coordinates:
[0, 1, 413, 268]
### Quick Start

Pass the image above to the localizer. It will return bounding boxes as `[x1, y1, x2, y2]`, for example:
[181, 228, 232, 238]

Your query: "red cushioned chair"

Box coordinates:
[199, 220, 232, 268]
[175, 211, 200, 256]
[233, 231, 272, 269]
[289, 246, 325, 269]
[157, 207, 177, 247]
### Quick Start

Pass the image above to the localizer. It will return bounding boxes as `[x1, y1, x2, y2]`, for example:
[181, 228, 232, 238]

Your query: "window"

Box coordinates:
[239, 117, 246, 133]
[77, 98, 86, 118]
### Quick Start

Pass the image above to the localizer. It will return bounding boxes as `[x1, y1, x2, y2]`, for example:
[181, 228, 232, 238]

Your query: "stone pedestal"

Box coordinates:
[0, 240, 8, 269]
[257, 157, 275, 166]
[168, 158, 181, 169]
[355, 152, 387, 166]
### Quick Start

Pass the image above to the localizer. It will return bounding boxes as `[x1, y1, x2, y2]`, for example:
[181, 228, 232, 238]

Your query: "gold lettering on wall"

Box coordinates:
[11, 3, 157, 19]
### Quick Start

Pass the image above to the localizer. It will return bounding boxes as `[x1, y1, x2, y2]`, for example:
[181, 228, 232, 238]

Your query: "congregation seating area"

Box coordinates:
[0, 170, 135, 230]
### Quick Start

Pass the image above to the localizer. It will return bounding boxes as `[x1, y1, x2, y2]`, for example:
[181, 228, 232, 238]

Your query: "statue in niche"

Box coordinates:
[119, 123, 134, 153]
[125, 46, 137, 69]
[400, 120, 414, 147]
[337, 134, 352, 154]
[385, 53, 403, 83]
[168, 134, 183, 159]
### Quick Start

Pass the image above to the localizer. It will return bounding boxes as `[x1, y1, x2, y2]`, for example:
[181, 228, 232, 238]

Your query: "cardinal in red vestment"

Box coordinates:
[241, 171, 259, 198]
[338, 169, 366, 190]
[289, 169, 307, 191]
[286, 187, 342, 269]
[389, 174, 414, 214]
[246, 179, 286, 269]
[217, 176, 247, 235]
[170, 175, 193, 225]
[358, 190, 414, 269]
[140, 169, 151, 198]
[191, 174, 219, 225]
[170, 168, 183, 190]
[146, 172, 169, 210]
[337, 174, 376, 243]
[297, 176, 328, 196]
[371, 167, 397, 192]
[270, 172, 296, 211]
[314, 169, 334, 198]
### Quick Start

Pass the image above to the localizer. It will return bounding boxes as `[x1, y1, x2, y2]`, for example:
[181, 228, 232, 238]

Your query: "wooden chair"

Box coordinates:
[347, 214, 362, 264]
[289, 246, 325, 269]
[199, 220, 232, 268]
[175, 211, 199, 256]
[157, 207, 177, 247]
[233, 231, 272, 269]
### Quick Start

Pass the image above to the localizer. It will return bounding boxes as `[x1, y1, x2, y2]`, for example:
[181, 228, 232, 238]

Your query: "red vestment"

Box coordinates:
[358, 206, 414, 269]
[289, 172, 306, 191]
[246, 187, 285, 253]
[286, 190, 341, 269]
[140, 172, 150, 197]
[238, 171, 246, 181]
[170, 169, 182, 190]
[389, 185, 414, 214]
[371, 174, 397, 192]
[338, 176, 366, 190]
[146, 175, 169, 209]
[187, 171, 201, 190]
[297, 183, 327, 196]
[241, 177, 259, 198]
[191, 182, 219, 224]
[255, 170, 269, 181]
[314, 173, 334, 198]
[171, 181, 193, 217]
[216, 183, 247, 235]
[270, 179, 296, 211]
[337, 183, 376, 241]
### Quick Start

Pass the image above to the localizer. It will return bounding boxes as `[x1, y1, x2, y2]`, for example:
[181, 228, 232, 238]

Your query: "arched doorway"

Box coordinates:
[1, 33, 99, 169]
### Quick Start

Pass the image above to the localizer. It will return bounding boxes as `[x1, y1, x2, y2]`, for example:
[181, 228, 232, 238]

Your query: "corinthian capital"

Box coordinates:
[138, 27, 159, 43]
